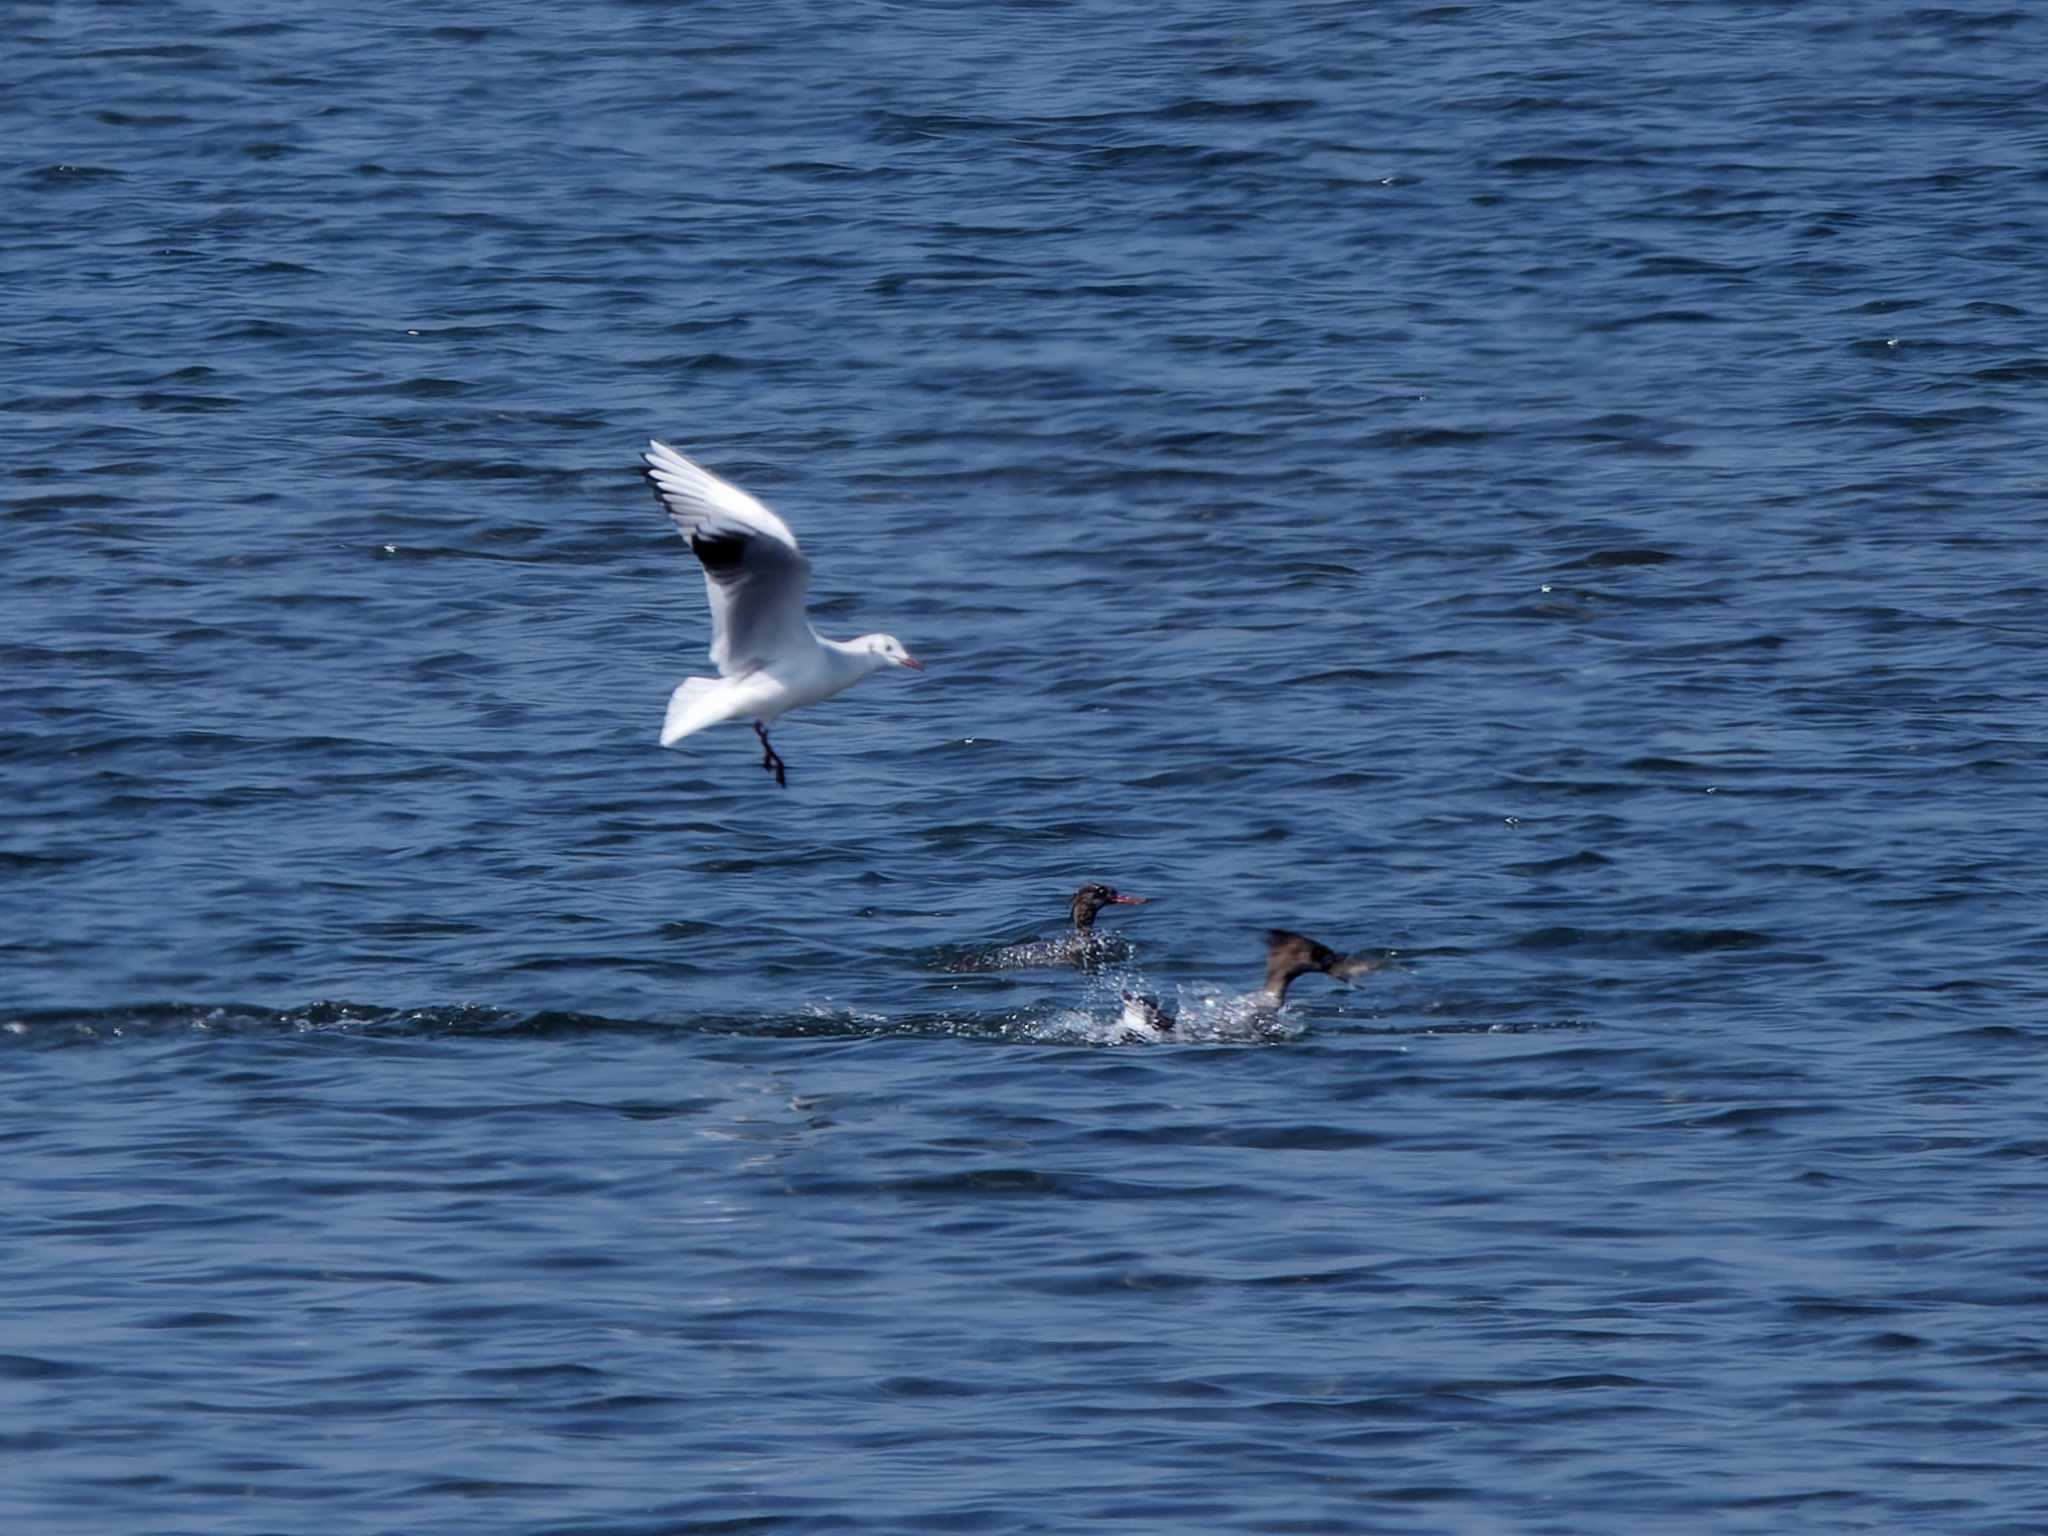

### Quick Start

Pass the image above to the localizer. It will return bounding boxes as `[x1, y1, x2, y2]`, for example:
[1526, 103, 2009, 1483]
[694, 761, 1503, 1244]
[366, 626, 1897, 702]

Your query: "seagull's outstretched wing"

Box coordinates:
[642, 440, 814, 676]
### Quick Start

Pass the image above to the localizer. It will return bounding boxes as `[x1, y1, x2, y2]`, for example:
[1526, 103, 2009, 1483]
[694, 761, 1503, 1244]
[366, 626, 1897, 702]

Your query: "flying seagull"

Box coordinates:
[641, 439, 922, 787]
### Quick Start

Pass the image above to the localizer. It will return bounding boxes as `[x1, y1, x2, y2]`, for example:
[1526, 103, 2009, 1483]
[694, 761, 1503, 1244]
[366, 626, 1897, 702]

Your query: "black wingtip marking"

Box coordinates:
[690, 529, 749, 572]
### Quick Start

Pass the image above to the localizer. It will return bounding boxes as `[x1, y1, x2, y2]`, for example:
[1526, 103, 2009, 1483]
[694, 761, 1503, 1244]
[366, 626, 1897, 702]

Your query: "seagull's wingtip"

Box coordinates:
[643, 438, 689, 473]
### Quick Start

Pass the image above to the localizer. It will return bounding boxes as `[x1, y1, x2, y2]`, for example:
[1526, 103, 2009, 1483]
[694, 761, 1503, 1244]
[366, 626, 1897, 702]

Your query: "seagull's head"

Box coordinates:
[860, 634, 924, 673]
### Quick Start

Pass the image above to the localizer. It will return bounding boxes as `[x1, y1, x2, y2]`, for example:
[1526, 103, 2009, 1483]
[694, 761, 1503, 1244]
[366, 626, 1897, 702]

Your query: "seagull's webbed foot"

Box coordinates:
[754, 721, 788, 788]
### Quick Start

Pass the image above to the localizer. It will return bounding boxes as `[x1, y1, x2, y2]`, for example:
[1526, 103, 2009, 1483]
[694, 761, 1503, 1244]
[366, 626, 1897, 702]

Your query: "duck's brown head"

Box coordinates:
[1071, 884, 1149, 931]
[1263, 929, 1381, 1004]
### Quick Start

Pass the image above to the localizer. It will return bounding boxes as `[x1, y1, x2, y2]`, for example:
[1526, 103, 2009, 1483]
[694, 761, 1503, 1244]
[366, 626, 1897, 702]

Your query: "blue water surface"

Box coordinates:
[6, 2, 2048, 1532]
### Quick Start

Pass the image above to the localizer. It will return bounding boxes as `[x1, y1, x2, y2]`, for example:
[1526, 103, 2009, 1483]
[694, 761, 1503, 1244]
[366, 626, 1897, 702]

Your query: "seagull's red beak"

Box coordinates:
[899, 654, 925, 671]
[1111, 893, 1148, 905]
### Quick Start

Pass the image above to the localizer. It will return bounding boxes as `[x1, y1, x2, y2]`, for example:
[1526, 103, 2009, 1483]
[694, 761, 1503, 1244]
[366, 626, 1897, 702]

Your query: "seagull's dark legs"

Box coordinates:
[754, 721, 788, 788]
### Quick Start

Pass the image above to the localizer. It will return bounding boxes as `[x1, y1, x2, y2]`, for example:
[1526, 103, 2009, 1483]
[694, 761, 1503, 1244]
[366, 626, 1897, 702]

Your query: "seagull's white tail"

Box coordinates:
[660, 677, 733, 748]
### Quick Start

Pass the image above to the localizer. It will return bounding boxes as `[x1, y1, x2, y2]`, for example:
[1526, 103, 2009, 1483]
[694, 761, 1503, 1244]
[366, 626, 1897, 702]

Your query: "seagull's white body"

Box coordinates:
[640, 440, 920, 783]
[656, 637, 888, 749]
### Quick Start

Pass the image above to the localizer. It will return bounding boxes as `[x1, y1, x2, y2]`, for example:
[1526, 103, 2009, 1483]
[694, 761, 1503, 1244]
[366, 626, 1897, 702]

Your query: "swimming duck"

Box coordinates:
[945, 884, 1150, 971]
[1115, 929, 1382, 1042]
